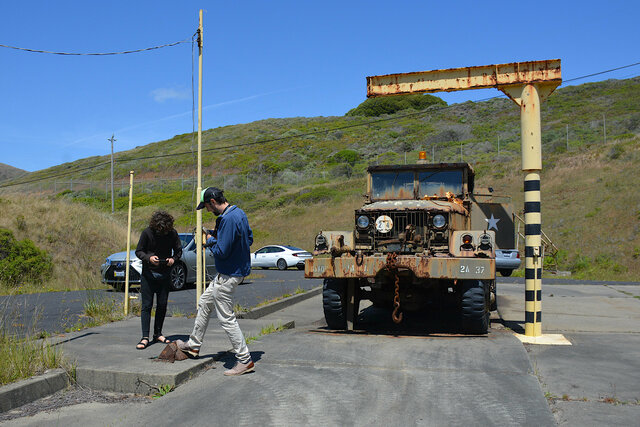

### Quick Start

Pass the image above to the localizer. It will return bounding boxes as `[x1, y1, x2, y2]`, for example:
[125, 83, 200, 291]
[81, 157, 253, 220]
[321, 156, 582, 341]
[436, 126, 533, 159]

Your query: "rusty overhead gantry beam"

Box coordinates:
[366, 59, 562, 337]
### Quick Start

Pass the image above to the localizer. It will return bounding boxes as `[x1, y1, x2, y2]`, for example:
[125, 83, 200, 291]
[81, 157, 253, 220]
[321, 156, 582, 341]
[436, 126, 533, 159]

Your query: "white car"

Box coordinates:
[495, 249, 521, 277]
[251, 245, 312, 270]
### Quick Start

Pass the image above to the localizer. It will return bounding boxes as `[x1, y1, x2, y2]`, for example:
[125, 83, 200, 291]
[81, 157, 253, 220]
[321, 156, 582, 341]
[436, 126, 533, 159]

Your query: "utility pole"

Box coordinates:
[603, 113, 606, 144]
[196, 10, 205, 303]
[108, 134, 116, 213]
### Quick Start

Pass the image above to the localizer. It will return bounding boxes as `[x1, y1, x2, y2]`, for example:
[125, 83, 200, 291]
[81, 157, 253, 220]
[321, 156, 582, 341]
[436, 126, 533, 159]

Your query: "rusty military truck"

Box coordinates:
[305, 152, 499, 333]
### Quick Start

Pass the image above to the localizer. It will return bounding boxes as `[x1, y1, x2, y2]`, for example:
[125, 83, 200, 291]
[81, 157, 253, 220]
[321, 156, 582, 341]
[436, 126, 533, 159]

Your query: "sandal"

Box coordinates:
[153, 335, 171, 344]
[136, 338, 150, 350]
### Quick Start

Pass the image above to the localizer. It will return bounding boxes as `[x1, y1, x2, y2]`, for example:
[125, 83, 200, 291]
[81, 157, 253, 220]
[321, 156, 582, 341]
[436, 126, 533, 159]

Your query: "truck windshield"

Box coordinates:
[371, 172, 414, 199]
[418, 170, 463, 197]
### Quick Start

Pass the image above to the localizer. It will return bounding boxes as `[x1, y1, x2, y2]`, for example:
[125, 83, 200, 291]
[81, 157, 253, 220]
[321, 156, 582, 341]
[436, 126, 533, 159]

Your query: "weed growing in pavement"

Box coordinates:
[233, 303, 249, 314]
[153, 384, 175, 398]
[294, 286, 305, 295]
[83, 293, 123, 323]
[170, 307, 185, 317]
[245, 323, 287, 345]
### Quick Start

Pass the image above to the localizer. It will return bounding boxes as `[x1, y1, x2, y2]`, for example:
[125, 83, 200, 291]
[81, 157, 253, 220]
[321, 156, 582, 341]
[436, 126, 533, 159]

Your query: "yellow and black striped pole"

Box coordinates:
[524, 173, 542, 336]
[521, 84, 543, 336]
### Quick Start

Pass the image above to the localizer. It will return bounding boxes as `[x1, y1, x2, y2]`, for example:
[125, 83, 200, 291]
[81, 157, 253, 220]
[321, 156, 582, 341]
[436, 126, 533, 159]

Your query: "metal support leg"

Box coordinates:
[346, 279, 357, 331]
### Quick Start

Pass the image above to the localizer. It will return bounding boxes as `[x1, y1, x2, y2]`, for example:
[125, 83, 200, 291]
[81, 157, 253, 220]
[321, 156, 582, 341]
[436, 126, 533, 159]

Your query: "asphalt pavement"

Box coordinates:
[0, 269, 318, 338]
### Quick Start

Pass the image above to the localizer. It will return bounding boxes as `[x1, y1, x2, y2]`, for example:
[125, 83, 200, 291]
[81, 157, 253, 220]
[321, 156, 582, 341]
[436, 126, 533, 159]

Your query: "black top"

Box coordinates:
[135, 228, 182, 272]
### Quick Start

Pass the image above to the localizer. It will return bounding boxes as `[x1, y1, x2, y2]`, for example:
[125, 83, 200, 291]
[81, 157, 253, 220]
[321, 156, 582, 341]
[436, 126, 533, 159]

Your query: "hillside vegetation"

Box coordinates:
[0, 78, 639, 292]
[0, 163, 27, 182]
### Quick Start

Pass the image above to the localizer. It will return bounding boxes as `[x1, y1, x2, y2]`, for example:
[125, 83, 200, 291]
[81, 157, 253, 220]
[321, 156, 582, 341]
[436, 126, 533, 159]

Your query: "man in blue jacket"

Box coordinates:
[177, 187, 254, 375]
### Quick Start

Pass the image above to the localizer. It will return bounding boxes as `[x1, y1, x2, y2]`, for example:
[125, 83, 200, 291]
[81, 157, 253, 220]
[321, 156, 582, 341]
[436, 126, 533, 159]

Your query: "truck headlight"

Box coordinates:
[432, 214, 446, 229]
[356, 215, 370, 229]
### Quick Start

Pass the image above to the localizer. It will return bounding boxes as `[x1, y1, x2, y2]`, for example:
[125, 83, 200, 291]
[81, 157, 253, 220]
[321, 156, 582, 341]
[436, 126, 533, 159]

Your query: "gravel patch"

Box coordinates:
[0, 385, 151, 422]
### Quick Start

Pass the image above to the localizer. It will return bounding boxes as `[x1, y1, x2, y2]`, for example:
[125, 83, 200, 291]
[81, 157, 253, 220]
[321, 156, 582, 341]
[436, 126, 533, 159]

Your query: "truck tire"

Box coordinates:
[460, 280, 489, 334]
[323, 278, 347, 330]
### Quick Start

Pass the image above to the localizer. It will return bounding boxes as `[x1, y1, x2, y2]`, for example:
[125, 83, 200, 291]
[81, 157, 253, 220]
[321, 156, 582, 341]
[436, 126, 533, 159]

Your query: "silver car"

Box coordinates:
[495, 249, 521, 277]
[101, 233, 216, 291]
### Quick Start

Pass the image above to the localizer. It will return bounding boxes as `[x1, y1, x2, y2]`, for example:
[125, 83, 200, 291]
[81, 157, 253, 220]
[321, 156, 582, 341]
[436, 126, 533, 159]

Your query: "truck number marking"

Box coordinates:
[460, 265, 485, 275]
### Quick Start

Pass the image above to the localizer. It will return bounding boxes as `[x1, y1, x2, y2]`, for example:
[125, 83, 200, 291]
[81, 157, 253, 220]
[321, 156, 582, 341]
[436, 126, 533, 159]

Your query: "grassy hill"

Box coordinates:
[0, 77, 639, 293]
[0, 163, 28, 182]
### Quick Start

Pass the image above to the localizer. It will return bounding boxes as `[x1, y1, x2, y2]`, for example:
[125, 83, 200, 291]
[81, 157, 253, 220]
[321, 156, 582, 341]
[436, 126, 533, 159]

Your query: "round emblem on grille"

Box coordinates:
[375, 215, 393, 233]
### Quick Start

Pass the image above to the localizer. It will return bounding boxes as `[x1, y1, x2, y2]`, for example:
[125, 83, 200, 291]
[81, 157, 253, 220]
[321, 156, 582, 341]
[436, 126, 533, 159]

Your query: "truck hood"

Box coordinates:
[361, 200, 467, 215]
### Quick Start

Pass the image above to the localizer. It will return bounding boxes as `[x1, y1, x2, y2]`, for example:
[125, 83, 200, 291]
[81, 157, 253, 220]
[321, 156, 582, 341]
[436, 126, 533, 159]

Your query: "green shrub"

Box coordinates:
[346, 94, 446, 117]
[570, 254, 591, 273]
[330, 149, 359, 166]
[0, 228, 53, 288]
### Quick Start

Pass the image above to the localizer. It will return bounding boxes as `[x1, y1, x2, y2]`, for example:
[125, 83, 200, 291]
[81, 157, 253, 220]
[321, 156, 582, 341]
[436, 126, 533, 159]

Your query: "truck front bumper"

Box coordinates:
[305, 255, 495, 280]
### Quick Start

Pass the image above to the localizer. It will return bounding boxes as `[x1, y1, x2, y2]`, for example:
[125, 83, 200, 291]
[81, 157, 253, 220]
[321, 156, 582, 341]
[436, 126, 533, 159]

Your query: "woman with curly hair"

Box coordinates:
[134, 210, 182, 349]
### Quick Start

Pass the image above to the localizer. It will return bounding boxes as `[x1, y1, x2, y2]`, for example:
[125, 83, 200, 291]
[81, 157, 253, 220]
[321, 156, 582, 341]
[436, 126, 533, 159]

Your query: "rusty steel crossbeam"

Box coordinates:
[367, 59, 561, 97]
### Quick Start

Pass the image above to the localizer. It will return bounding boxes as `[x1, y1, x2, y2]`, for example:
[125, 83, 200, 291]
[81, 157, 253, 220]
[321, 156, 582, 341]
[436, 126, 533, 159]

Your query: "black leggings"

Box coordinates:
[140, 268, 170, 338]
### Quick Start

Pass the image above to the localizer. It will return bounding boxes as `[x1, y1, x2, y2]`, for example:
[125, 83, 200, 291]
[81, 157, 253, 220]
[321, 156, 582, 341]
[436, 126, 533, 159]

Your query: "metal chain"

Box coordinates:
[386, 252, 403, 323]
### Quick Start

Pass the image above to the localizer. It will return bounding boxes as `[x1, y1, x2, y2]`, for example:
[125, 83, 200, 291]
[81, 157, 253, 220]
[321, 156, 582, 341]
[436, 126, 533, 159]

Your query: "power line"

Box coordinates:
[2, 60, 639, 189]
[563, 61, 640, 83]
[0, 38, 192, 56]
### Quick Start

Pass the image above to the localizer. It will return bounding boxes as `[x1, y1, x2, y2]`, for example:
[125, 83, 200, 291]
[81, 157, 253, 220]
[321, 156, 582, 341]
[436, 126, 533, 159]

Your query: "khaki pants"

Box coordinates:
[187, 273, 251, 364]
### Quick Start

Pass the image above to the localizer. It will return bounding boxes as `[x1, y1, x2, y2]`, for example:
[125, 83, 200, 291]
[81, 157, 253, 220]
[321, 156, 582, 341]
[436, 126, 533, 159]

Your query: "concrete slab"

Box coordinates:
[526, 332, 640, 425]
[515, 333, 572, 345]
[551, 400, 640, 426]
[48, 316, 295, 395]
[526, 332, 640, 403]
[497, 283, 640, 333]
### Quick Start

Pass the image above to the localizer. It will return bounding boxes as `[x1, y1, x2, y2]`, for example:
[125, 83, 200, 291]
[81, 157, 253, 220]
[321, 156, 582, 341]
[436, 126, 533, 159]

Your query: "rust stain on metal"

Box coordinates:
[305, 255, 494, 280]
[367, 59, 561, 98]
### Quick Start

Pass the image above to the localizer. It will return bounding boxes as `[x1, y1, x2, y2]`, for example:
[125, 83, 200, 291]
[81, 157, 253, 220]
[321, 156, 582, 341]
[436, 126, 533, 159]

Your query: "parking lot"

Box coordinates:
[2, 278, 639, 426]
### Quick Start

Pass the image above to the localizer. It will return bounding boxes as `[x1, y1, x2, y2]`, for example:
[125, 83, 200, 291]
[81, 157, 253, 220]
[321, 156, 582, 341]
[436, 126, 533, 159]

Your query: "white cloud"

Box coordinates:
[150, 87, 190, 103]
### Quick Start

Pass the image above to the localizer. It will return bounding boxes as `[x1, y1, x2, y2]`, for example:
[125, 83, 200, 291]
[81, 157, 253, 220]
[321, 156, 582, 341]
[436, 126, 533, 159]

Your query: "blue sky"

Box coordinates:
[1, 1, 639, 172]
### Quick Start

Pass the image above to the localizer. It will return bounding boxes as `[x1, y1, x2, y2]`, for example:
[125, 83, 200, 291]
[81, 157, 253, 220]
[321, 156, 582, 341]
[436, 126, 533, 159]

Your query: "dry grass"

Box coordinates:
[0, 194, 136, 293]
[249, 178, 365, 250]
[477, 135, 640, 280]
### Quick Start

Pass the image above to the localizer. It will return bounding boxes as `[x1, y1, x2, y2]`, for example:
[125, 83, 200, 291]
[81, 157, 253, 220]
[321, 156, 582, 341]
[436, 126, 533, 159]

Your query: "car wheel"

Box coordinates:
[170, 263, 187, 291]
[499, 269, 512, 277]
[276, 258, 287, 270]
[460, 280, 489, 334]
[323, 278, 347, 330]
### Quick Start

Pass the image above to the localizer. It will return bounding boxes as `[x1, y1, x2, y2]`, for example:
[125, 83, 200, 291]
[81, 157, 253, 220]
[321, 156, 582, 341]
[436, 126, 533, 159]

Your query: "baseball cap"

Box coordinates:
[196, 187, 223, 210]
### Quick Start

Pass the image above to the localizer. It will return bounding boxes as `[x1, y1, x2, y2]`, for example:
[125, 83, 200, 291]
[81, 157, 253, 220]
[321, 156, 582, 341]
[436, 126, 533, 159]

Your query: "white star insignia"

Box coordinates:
[485, 214, 500, 231]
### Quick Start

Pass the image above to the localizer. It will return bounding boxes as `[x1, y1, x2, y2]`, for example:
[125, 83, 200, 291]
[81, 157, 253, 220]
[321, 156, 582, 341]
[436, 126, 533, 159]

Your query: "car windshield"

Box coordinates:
[283, 245, 304, 251]
[179, 234, 194, 248]
[371, 172, 414, 199]
[418, 170, 463, 197]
